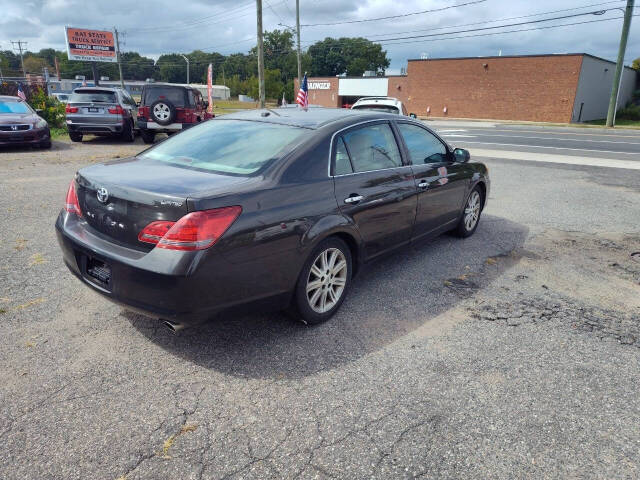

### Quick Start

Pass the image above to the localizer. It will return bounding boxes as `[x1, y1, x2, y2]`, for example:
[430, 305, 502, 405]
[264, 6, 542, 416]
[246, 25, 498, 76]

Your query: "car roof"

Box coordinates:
[353, 97, 400, 106]
[221, 107, 399, 129]
[0, 95, 24, 102]
[73, 87, 120, 93]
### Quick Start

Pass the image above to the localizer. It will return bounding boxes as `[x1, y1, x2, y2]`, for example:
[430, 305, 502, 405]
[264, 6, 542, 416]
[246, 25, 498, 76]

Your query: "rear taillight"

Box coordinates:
[138, 206, 241, 251]
[108, 105, 125, 115]
[65, 105, 78, 113]
[137, 106, 149, 120]
[64, 179, 82, 217]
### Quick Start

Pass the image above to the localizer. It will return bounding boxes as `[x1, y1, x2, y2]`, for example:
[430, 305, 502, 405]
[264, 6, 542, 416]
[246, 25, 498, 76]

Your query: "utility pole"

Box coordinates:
[256, 0, 265, 108]
[179, 54, 190, 84]
[92, 62, 100, 86]
[296, 0, 302, 86]
[606, 0, 635, 127]
[115, 28, 125, 89]
[11, 40, 27, 78]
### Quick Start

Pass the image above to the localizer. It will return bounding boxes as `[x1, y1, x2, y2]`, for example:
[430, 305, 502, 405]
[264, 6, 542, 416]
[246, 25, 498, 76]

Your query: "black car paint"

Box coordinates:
[56, 109, 489, 325]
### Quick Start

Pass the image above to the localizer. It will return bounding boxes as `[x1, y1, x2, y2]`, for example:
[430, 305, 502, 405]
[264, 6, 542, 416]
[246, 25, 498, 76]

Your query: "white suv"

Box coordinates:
[351, 97, 408, 116]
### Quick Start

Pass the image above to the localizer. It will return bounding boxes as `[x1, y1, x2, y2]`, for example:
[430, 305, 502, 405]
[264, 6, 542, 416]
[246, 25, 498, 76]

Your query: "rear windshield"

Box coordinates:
[144, 87, 186, 107]
[0, 100, 32, 114]
[70, 90, 116, 103]
[352, 104, 400, 114]
[140, 119, 308, 175]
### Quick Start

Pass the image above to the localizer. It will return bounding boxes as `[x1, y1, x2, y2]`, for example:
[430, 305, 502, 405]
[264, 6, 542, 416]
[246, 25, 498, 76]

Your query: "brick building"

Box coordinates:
[296, 53, 637, 123]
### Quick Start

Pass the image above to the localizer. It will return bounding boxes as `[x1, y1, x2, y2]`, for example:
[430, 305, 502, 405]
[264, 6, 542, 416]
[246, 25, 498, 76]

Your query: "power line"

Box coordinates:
[363, 0, 626, 40]
[301, 0, 487, 27]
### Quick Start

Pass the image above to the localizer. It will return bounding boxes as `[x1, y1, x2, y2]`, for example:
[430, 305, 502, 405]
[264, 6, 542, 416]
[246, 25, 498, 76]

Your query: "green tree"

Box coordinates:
[308, 37, 389, 76]
[247, 69, 284, 100]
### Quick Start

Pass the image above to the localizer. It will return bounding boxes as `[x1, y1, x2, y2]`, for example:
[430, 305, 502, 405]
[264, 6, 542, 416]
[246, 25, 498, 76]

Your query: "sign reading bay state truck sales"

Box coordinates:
[65, 27, 117, 63]
[309, 82, 331, 90]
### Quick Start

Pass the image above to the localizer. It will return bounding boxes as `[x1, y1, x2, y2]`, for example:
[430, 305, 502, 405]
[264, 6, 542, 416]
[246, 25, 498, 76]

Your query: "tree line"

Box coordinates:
[0, 30, 389, 101]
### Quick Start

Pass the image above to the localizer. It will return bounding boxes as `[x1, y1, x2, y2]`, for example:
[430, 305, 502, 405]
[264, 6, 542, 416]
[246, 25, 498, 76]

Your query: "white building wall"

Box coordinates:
[572, 55, 637, 122]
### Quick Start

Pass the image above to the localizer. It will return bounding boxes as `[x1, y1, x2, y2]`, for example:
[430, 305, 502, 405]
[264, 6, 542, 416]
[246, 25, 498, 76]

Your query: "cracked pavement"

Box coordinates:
[1, 137, 639, 479]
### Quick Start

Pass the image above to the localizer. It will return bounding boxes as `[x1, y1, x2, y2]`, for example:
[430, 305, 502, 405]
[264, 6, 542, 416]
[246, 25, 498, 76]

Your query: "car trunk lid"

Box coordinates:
[75, 157, 253, 250]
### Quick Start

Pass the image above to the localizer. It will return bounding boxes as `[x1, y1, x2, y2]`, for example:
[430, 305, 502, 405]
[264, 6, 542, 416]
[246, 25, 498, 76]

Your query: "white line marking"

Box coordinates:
[436, 129, 468, 133]
[457, 141, 640, 155]
[460, 127, 640, 139]
[449, 133, 640, 145]
[470, 149, 640, 170]
[441, 134, 477, 138]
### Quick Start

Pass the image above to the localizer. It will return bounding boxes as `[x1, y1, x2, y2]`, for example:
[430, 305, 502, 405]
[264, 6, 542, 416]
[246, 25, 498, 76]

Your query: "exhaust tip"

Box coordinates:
[163, 320, 185, 333]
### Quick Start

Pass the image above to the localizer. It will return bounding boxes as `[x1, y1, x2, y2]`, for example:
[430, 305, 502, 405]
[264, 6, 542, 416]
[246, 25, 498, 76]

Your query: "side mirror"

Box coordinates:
[136, 101, 140, 107]
[409, 113, 417, 118]
[36, 108, 44, 115]
[453, 148, 470, 163]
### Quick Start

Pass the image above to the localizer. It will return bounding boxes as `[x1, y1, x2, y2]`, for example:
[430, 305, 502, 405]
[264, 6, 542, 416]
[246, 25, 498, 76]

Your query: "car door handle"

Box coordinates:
[344, 194, 363, 204]
[418, 180, 429, 189]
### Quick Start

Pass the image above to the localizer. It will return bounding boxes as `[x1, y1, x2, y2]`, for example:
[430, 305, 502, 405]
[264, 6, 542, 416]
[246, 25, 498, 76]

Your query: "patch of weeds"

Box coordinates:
[14, 298, 45, 310]
[30, 253, 47, 266]
[15, 239, 28, 251]
[158, 423, 198, 459]
[0, 308, 6, 314]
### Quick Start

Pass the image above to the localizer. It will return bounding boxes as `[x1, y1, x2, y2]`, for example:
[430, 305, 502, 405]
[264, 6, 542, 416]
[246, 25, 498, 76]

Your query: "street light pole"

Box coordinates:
[296, 0, 301, 86]
[256, 0, 265, 108]
[606, 0, 635, 127]
[179, 54, 190, 84]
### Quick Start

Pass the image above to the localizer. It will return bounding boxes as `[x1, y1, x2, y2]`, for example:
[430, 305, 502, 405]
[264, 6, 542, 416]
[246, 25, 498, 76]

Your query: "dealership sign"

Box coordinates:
[65, 27, 117, 63]
[309, 82, 331, 90]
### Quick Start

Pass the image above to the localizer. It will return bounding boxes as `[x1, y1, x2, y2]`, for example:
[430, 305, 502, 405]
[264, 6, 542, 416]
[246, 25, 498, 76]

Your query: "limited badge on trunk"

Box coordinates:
[96, 187, 109, 203]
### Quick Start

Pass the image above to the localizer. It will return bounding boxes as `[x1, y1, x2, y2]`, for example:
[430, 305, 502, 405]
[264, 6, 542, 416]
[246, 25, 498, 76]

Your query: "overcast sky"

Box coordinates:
[1, 0, 638, 74]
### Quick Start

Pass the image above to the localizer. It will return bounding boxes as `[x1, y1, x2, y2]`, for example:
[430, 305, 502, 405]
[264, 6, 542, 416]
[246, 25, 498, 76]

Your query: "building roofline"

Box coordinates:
[407, 52, 635, 69]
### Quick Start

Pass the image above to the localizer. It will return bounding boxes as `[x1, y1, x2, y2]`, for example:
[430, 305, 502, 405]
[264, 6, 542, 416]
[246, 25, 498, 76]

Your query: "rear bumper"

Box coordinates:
[138, 120, 200, 132]
[0, 127, 50, 146]
[67, 121, 123, 134]
[55, 211, 290, 325]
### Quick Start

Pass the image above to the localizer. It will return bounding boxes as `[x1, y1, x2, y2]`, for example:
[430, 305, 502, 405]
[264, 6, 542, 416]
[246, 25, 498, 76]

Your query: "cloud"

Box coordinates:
[0, 0, 637, 72]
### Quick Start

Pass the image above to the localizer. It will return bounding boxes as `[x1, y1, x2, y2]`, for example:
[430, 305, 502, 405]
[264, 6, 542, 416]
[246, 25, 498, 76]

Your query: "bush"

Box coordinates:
[27, 87, 66, 128]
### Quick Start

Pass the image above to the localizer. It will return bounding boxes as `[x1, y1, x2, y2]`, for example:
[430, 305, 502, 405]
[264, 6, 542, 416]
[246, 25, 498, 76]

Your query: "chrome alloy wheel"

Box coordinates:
[306, 248, 347, 314]
[153, 102, 171, 121]
[464, 190, 481, 231]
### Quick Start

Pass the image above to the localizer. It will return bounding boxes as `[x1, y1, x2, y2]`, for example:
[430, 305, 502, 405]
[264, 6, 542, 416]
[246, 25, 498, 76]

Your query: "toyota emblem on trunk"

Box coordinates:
[96, 187, 109, 204]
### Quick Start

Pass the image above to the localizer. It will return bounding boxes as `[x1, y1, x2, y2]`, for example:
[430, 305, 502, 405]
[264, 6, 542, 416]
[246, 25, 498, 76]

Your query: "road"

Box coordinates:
[1, 128, 639, 480]
[430, 121, 640, 171]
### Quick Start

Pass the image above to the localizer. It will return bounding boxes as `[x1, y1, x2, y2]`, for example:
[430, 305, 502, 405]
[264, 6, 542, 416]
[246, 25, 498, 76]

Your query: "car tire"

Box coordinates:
[453, 186, 483, 238]
[150, 100, 176, 126]
[121, 120, 135, 142]
[141, 129, 155, 144]
[69, 132, 82, 142]
[289, 237, 352, 325]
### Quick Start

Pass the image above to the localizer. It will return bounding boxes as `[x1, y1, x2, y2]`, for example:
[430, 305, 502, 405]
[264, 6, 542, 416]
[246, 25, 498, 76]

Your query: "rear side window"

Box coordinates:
[144, 87, 186, 107]
[333, 137, 353, 175]
[69, 90, 116, 103]
[342, 123, 402, 173]
[140, 119, 308, 175]
[397, 123, 448, 164]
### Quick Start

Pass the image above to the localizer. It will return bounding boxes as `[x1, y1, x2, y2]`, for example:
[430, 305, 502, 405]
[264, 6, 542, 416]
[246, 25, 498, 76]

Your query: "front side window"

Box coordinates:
[140, 119, 308, 175]
[342, 123, 402, 173]
[397, 123, 448, 164]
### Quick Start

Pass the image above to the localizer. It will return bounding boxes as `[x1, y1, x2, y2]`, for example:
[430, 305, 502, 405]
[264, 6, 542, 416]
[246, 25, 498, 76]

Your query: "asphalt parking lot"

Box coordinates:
[1, 126, 639, 479]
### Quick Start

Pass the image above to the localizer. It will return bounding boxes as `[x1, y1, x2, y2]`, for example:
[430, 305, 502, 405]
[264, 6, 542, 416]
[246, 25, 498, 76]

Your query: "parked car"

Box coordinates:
[65, 87, 138, 142]
[56, 108, 488, 331]
[137, 84, 212, 144]
[0, 95, 51, 149]
[51, 93, 70, 103]
[351, 97, 408, 115]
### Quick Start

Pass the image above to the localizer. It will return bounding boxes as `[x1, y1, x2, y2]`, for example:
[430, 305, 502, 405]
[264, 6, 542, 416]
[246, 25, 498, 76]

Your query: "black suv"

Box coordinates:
[137, 84, 212, 144]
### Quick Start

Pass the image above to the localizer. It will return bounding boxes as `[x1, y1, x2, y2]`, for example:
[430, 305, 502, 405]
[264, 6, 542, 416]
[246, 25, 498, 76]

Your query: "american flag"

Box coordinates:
[296, 73, 308, 110]
[16, 83, 26, 101]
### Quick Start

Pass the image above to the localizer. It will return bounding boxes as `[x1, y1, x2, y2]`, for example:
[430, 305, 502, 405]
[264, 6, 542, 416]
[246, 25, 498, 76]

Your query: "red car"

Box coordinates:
[137, 84, 213, 144]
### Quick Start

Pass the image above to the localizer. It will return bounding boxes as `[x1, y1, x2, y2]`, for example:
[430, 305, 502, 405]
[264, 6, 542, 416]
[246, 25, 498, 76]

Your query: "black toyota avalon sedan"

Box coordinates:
[56, 108, 489, 330]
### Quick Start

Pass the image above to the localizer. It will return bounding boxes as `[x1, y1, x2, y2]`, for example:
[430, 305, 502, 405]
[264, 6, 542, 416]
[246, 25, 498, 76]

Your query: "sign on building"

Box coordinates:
[65, 27, 117, 63]
[309, 82, 331, 90]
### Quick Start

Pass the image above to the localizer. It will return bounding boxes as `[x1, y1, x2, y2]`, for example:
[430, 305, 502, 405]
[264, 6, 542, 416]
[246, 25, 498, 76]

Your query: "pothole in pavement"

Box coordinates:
[470, 296, 640, 348]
